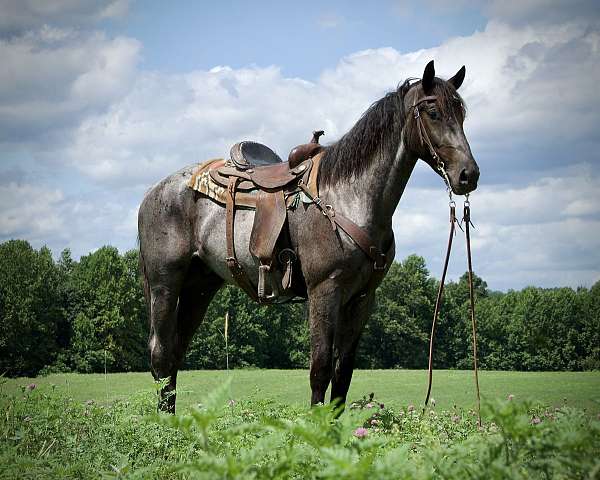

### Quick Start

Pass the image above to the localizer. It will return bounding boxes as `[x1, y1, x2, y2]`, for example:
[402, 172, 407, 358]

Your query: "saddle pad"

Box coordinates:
[187, 159, 259, 209]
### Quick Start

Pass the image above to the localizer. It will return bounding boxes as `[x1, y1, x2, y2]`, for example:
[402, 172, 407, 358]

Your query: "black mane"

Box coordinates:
[318, 77, 465, 186]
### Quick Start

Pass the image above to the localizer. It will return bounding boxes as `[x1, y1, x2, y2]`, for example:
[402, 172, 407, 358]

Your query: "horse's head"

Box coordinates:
[404, 60, 479, 195]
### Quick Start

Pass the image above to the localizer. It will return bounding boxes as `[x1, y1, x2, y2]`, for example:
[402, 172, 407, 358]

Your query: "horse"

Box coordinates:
[138, 60, 479, 413]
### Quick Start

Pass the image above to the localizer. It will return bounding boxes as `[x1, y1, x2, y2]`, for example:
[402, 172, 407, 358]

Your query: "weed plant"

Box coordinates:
[1, 379, 598, 479]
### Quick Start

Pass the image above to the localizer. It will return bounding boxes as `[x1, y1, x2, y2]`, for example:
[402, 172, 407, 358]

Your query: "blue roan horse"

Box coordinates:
[138, 61, 479, 412]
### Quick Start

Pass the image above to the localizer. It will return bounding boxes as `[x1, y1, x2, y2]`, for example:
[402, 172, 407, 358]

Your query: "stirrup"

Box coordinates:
[258, 264, 279, 302]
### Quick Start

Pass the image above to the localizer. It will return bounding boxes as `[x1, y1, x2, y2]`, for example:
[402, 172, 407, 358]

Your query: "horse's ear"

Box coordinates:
[422, 60, 435, 93]
[448, 66, 466, 90]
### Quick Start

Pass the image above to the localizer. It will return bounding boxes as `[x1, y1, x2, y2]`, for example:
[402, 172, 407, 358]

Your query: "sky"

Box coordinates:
[1, 0, 599, 291]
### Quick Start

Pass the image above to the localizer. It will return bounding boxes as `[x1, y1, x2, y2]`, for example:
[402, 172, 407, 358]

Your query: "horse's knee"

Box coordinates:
[311, 342, 332, 373]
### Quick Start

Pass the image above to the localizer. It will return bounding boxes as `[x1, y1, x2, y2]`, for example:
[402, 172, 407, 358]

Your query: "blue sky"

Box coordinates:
[106, 1, 487, 78]
[1, 0, 599, 291]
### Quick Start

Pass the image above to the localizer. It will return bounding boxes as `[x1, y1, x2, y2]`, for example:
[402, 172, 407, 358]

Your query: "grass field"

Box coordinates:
[5, 369, 600, 414]
[3, 369, 600, 478]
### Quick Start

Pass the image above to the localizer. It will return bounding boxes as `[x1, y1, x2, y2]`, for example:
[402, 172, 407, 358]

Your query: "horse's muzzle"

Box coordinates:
[451, 164, 479, 195]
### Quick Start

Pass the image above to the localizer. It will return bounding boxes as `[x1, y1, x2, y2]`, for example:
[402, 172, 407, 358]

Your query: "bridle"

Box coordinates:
[411, 91, 482, 427]
[411, 94, 453, 193]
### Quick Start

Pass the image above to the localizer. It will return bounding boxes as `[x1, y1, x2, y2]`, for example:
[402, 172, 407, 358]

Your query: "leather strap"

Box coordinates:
[412, 95, 452, 189]
[424, 203, 458, 412]
[298, 181, 388, 271]
[225, 177, 259, 302]
[464, 201, 482, 427]
[422, 200, 482, 428]
[329, 213, 387, 270]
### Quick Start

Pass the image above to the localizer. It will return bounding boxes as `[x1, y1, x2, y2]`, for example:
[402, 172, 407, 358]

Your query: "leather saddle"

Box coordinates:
[213, 131, 325, 304]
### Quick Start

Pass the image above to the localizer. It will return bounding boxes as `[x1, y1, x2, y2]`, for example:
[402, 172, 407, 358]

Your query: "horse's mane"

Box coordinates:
[318, 77, 465, 186]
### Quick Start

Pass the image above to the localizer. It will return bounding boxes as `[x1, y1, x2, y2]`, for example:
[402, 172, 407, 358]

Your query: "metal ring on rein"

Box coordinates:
[436, 161, 454, 205]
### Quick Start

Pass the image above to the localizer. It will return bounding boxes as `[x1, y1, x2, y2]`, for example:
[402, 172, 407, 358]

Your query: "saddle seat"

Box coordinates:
[230, 141, 282, 170]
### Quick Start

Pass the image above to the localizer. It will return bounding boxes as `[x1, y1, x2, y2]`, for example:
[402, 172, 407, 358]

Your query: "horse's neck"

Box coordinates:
[323, 140, 417, 239]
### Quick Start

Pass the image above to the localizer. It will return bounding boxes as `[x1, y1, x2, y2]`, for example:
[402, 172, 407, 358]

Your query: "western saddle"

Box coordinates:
[204, 131, 325, 303]
[188, 130, 390, 304]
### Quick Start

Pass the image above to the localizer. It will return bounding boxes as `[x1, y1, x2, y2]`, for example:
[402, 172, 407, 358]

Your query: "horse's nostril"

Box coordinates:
[459, 168, 469, 185]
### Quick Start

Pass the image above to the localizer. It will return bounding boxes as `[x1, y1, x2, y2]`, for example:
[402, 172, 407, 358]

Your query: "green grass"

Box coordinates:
[5, 369, 600, 414]
[2, 375, 600, 479]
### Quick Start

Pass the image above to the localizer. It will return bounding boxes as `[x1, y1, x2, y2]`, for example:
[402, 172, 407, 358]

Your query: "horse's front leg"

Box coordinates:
[308, 280, 341, 405]
[330, 291, 375, 407]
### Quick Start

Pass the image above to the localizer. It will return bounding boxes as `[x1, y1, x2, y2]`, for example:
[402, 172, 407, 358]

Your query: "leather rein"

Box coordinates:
[412, 94, 482, 426]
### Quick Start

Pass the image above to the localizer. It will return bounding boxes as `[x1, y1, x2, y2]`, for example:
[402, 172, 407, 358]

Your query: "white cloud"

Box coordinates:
[0, 181, 143, 258]
[53, 18, 600, 191]
[0, 0, 129, 36]
[485, 0, 600, 26]
[393, 165, 600, 289]
[0, 183, 64, 237]
[0, 26, 140, 143]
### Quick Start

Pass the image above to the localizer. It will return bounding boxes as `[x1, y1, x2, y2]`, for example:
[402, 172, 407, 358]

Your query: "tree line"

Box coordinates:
[1, 239, 598, 377]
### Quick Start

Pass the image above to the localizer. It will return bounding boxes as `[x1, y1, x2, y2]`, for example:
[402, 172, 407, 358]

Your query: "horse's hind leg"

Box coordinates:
[149, 260, 222, 413]
[330, 292, 375, 407]
[173, 262, 223, 386]
[148, 271, 184, 413]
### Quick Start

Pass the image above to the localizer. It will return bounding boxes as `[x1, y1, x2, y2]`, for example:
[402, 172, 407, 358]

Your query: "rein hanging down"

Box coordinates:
[423, 193, 482, 427]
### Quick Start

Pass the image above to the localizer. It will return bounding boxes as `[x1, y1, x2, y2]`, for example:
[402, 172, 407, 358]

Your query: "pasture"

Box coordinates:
[2, 369, 599, 479]
[5, 369, 600, 413]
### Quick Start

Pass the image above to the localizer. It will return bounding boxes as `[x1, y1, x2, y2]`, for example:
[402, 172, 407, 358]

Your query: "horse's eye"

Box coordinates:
[427, 108, 439, 120]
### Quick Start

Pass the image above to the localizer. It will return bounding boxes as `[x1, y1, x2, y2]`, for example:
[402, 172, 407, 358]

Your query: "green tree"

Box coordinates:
[580, 281, 600, 370]
[438, 272, 489, 369]
[69, 247, 148, 373]
[185, 286, 309, 369]
[357, 255, 435, 368]
[0, 240, 63, 376]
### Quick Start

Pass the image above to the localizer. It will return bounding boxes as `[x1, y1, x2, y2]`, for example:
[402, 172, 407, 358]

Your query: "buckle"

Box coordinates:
[322, 204, 334, 217]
